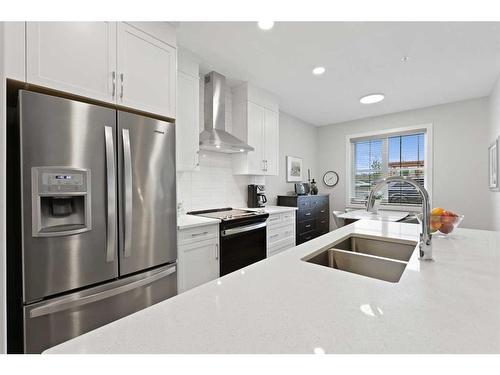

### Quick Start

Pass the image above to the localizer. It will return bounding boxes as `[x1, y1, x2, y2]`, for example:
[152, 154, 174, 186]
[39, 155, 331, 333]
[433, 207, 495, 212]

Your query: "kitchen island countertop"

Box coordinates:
[45, 220, 500, 353]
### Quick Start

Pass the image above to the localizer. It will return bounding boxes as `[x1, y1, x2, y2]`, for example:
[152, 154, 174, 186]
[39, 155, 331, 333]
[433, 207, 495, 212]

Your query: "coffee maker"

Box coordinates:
[248, 184, 267, 208]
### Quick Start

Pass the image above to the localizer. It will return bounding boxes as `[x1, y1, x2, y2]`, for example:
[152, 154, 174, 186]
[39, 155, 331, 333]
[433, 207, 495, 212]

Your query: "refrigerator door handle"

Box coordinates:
[122, 128, 133, 258]
[28, 264, 177, 318]
[104, 126, 116, 262]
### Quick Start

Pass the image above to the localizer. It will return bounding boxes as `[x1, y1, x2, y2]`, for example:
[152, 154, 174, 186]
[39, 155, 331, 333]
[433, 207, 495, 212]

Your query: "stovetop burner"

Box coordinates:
[188, 207, 266, 221]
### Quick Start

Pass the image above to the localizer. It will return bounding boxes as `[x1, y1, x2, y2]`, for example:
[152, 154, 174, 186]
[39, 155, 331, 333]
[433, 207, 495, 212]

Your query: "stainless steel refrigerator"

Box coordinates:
[15, 91, 177, 353]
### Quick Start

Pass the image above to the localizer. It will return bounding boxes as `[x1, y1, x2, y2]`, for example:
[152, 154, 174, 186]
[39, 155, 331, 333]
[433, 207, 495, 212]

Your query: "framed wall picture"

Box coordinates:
[286, 156, 303, 182]
[489, 138, 500, 191]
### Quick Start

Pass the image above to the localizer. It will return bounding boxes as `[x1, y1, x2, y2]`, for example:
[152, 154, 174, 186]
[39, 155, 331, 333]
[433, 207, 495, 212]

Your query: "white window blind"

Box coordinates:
[350, 132, 425, 206]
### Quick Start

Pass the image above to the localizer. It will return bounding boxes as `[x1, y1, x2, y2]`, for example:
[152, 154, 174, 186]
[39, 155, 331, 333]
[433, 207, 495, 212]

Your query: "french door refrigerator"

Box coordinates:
[16, 91, 177, 353]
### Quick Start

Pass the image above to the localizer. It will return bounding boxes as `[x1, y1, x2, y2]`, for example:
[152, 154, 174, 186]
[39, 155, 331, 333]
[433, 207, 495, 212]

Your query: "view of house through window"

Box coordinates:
[351, 131, 425, 206]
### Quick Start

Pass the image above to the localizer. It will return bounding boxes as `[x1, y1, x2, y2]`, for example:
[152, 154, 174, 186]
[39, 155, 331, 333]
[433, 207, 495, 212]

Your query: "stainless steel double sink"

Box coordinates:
[302, 235, 418, 283]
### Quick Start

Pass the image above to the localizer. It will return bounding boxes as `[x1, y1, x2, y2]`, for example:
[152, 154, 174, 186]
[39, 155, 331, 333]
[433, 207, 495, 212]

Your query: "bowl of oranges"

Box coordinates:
[417, 207, 464, 237]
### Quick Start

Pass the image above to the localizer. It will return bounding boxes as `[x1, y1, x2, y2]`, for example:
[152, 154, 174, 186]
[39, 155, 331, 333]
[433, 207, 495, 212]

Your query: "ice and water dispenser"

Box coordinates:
[31, 167, 91, 237]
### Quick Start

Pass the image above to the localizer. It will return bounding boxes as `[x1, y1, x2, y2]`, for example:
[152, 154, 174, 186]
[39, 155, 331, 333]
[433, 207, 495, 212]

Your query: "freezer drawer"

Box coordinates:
[23, 264, 177, 353]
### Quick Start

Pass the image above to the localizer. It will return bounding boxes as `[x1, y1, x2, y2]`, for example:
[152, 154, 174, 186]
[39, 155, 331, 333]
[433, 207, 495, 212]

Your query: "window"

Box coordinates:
[346, 125, 432, 209]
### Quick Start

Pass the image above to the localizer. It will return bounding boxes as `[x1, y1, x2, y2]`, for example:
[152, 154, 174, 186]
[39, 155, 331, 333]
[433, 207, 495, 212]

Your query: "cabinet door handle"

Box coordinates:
[191, 231, 208, 237]
[305, 224, 311, 228]
[112, 71, 116, 99]
[262, 160, 266, 171]
[215, 243, 219, 260]
[120, 73, 124, 100]
[305, 212, 312, 216]
[270, 233, 279, 238]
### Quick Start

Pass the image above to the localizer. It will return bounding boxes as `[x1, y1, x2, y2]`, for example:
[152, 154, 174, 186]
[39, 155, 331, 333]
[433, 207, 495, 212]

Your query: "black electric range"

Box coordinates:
[188, 208, 269, 276]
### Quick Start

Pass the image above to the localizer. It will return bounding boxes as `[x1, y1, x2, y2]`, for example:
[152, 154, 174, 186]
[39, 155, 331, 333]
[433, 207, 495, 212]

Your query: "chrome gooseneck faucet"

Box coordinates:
[366, 176, 433, 260]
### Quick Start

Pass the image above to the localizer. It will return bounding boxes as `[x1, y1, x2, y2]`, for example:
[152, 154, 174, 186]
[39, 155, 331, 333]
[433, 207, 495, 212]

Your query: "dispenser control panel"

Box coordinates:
[44, 173, 84, 186]
[37, 169, 89, 193]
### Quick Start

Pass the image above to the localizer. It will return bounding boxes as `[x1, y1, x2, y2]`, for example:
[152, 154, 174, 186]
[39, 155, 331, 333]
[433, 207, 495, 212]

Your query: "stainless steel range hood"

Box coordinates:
[200, 71, 254, 153]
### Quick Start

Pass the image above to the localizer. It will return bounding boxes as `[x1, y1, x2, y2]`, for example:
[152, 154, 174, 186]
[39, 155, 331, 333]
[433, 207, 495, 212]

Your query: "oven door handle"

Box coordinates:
[221, 222, 266, 237]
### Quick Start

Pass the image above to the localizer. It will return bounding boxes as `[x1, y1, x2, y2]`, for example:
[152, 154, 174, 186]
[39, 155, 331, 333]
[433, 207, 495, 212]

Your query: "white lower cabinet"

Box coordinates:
[177, 224, 219, 293]
[266, 211, 296, 257]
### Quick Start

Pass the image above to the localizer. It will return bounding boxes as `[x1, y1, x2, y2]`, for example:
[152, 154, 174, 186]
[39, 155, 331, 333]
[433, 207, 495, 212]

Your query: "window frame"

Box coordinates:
[345, 123, 433, 212]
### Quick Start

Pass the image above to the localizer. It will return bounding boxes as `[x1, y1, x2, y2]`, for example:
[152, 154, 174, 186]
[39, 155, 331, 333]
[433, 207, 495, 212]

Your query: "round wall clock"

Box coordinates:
[323, 171, 339, 187]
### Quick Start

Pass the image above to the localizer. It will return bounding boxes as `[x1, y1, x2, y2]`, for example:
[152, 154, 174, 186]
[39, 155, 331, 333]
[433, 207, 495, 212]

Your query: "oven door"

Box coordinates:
[220, 221, 267, 276]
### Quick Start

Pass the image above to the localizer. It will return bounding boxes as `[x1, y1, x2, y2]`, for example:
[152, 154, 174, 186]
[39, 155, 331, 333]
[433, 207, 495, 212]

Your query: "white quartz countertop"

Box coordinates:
[338, 209, 409, 222]
[45, 220, 500, 354]
[177, 214, 220, 229]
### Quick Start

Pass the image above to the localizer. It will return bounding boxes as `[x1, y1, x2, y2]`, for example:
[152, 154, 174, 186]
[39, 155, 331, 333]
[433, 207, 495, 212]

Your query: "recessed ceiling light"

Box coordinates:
[215, 145, 221, 149]
[257, 21, 274, 30]
[239, 149, 244, 152]
[360, 93, 385, 104]
[312, 66, 326, 75]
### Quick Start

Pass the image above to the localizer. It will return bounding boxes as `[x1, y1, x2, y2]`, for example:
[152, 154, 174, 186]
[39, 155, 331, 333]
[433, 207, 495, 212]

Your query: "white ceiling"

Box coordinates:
[176, 22, 500, 126]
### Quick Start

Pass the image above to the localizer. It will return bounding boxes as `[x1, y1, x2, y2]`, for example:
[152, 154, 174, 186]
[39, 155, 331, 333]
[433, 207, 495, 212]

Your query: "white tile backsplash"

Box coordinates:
[177, 151, 263, 213]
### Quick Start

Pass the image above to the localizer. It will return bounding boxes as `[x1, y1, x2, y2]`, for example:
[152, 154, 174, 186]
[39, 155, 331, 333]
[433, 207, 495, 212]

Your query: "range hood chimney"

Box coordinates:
[200, 71, 254, 153]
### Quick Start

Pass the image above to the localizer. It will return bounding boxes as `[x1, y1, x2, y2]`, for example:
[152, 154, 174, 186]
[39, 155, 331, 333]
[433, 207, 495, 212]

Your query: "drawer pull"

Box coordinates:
[191, 231, 209, 237]
[270, 217, 280, 222]
[320, 210, 325, 213]
[305, 212, 312, 216]
[305, 224, 312, 228]
[270, 233, 280, 238]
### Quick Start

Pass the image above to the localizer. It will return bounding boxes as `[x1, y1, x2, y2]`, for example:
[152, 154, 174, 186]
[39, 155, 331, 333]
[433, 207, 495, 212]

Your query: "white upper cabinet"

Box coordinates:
[27, 22, 117, 103]
[246, 101, 266, 173]
[176, 52, 200, 171]
[117, 22, 176, 118]
[232, 83, 279, 176]
[2, 22, 26, 81]
[26, 22, 177, 118]
[263, 107, 279, 176]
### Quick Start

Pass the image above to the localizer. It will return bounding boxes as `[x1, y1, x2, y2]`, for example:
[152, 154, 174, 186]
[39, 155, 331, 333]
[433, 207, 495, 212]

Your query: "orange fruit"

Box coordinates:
[431, 207, 445, 216]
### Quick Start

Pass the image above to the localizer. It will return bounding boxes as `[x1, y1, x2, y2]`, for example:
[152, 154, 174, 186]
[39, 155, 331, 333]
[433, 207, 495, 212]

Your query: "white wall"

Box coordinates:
[317, 97, 491, 231]
[265, 112, 319, 205]
[488, 75, 500, 231]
